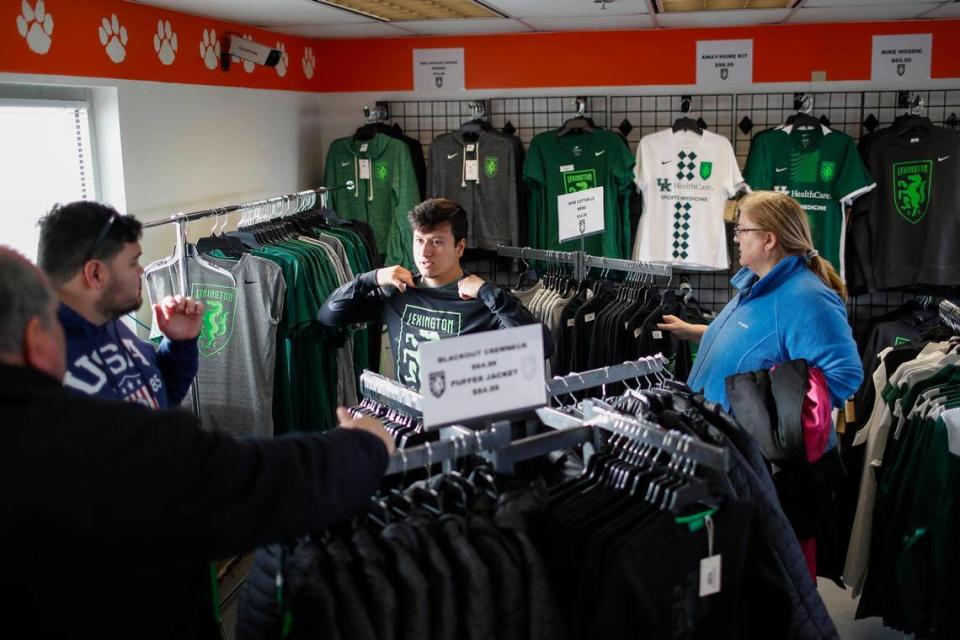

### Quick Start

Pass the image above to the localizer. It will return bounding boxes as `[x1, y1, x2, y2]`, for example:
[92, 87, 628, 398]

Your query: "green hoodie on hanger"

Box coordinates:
[324, 133, 419, 270]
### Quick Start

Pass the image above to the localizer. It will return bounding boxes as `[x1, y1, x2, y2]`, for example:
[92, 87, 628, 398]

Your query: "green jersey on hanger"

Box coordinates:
[324, 133, 419, 270]
[524, 128, 635, 259]
[744, 124, 875, 271]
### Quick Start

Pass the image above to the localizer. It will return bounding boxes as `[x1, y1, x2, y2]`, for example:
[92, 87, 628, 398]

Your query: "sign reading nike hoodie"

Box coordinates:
[317, 270, 551, 391]
[58, 303, 198, 408]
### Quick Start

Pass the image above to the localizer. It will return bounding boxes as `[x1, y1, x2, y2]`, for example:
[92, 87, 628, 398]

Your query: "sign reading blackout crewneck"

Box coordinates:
[418, 324, 546, 429]
[413, 48, 465, 92]
[696, 40, 753, 87]
[871, 34, 931, 83]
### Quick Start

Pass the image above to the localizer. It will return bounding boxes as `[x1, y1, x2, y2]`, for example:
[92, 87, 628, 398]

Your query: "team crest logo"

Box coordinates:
[819, 161, 836, 182]
[720, 68, 729, 80]
[435, 75, 443, 88]
[699, 161, 713, 180]
[192, 283, 238, 357]
[484, 156, 498, 177]
[563, 168, 597, 194]
[897, 63, 906, 77]
[894, 160, 932, 223]
[374, 160, 389, 182]
[428, 371, 446, 398]
[578, 219, 586, 234]
[520, 353, 538, 380]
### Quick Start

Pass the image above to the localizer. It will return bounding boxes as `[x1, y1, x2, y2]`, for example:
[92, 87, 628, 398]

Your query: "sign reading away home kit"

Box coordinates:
[871, 34, 932, 83]
[418, 324, 546, 428]
[696, 39, 753, 87]
[413, 48, 465, 92]
[558, 185, 605, 243]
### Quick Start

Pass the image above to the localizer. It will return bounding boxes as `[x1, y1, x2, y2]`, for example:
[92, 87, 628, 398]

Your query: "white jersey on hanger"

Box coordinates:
[633, 128, 745, 270]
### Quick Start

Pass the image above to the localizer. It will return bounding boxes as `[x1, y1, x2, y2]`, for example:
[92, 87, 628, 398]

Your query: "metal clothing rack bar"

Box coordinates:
[140, 183, 354, 423]
[582, 254, 672, 279]
[359, 370, 423, 417]
[547, 355, 669, 397]
[939, 299, 960, 332]
[496, 245, 580, 267]
[385, 421, 511, 474]
[582, 400, 730, 472]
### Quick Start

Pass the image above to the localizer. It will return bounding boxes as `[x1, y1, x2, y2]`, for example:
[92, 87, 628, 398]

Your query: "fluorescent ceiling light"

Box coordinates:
[659, 0, 794, 11]
[313, 0, 502, 21]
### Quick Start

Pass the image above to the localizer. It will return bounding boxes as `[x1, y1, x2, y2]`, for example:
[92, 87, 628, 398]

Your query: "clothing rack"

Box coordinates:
[939, 299, 960, 333]
[496, 245, 672, 281]
[359, 370, 423, 418]
[140, 183, 354, 420]
[582, 399, 731, 472]
[547, 355, 670, 397]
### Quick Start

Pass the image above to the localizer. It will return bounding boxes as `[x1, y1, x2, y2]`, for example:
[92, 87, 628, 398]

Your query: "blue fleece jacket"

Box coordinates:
[687, 256, 862, 412]
[59, 303, 198, 408]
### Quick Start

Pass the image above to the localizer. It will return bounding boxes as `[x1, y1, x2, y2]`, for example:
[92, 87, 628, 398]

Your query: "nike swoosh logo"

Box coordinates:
[775, 167, 788, 173]
[660, 160, 672, 165]
[938, 155, 951, 162]
[340, 161, 351, 167]
[244, 280, 257, 285]
[447, 153, 458, 159]
[595, 150, 606, 157]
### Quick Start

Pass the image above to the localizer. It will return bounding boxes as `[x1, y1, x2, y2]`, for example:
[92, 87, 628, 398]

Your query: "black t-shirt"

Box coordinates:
[849, 123, 960, 291]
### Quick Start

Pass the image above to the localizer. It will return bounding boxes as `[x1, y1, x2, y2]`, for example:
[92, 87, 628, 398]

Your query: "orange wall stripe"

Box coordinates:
[2, 0, 958, 92]
[2, 0, 322, 91]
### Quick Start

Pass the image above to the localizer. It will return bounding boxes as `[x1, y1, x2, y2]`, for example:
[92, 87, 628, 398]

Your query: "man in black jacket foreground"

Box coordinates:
[0, 247, 394, 638]
[318, 198, 550, 390]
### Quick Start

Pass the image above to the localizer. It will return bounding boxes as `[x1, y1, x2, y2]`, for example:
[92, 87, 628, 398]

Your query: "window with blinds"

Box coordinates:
[0, 101, 98, 261]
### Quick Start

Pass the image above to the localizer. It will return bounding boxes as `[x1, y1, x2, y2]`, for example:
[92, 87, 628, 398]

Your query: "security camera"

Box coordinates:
[221, 33, 281, 71]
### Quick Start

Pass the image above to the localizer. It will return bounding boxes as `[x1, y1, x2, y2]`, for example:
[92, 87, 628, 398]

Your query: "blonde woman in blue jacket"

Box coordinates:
[658, 190, 863, 412]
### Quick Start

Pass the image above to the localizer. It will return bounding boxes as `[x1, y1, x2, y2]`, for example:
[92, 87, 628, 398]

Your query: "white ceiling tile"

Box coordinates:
[921, 2, 960, 18]
[803, 0, 935, 6]
[786, 3, 942, 22]
[484, 0, 649, 18]
[656, 8, 790, 27]
[270, 23, 415, 38]
[525, 14, 654, 30]
[126, 0, 372, 26]
[397, 18, 533, 35]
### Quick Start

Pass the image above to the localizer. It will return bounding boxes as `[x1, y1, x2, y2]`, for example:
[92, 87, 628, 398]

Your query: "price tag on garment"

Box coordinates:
[418, 324, 546, 429]
[652, 330, 663, 340]
[871, 34, 931, 83]
[559, 164, 575, 173]
[558, 186, 605, 243]
[696, 39, 753, 87]
[465, 159, 480, 182]
[466, 143, 476, 152]
[360, 143, 369, 153]
[700, 555, 722, 597]
[358, 159, 371, 180]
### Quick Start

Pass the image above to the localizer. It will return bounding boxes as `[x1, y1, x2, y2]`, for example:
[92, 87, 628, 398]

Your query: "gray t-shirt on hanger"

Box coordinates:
[144, 253, 286, 438]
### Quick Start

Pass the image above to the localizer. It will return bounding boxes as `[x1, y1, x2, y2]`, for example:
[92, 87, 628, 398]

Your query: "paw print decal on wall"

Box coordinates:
[275, 42, 288, 78]
[200, 29, 221, 71]
[153, 20, 177, 66]
[16, 0, 54, 55]
[98, 14, 128, 64]
[302, 47, 316, 80]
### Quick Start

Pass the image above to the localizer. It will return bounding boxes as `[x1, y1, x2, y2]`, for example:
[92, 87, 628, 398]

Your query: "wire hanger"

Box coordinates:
[789, 93, 820, 130]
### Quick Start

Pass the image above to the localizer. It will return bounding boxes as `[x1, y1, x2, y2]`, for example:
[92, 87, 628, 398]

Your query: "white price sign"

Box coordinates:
[558, 186, 605, 243]
[413, 48, 465, 92]
[419, 325, 546, 429]
[871, 34, 931, 83]
[696, 39, 753, 87]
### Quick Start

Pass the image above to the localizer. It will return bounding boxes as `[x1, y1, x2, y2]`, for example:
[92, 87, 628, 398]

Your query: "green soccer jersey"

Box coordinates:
[744, 125, 875, 271]
[324, 133, 419, 270]
[524, 129, 635, 258]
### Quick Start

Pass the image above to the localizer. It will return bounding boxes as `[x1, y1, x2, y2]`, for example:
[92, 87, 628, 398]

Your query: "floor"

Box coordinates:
[817, 578, 910, 639]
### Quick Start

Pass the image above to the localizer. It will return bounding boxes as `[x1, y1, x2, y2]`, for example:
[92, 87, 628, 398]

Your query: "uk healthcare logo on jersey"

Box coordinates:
[893, 160, 932, 224]
[192, 283, 238, 357]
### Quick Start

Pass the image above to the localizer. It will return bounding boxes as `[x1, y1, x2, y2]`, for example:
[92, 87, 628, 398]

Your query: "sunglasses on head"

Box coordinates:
[83, 212, 128, 264]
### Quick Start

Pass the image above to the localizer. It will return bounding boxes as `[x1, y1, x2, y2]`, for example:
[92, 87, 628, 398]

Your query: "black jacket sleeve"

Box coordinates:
[478, 282, 555, 359]
[155, 337, 199, 406]
[170, 420, 389, 559]
[316, 270, 383, 327]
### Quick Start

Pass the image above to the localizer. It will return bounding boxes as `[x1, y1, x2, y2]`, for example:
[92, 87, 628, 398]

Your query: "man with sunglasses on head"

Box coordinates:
[37, 201, 203, 408]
